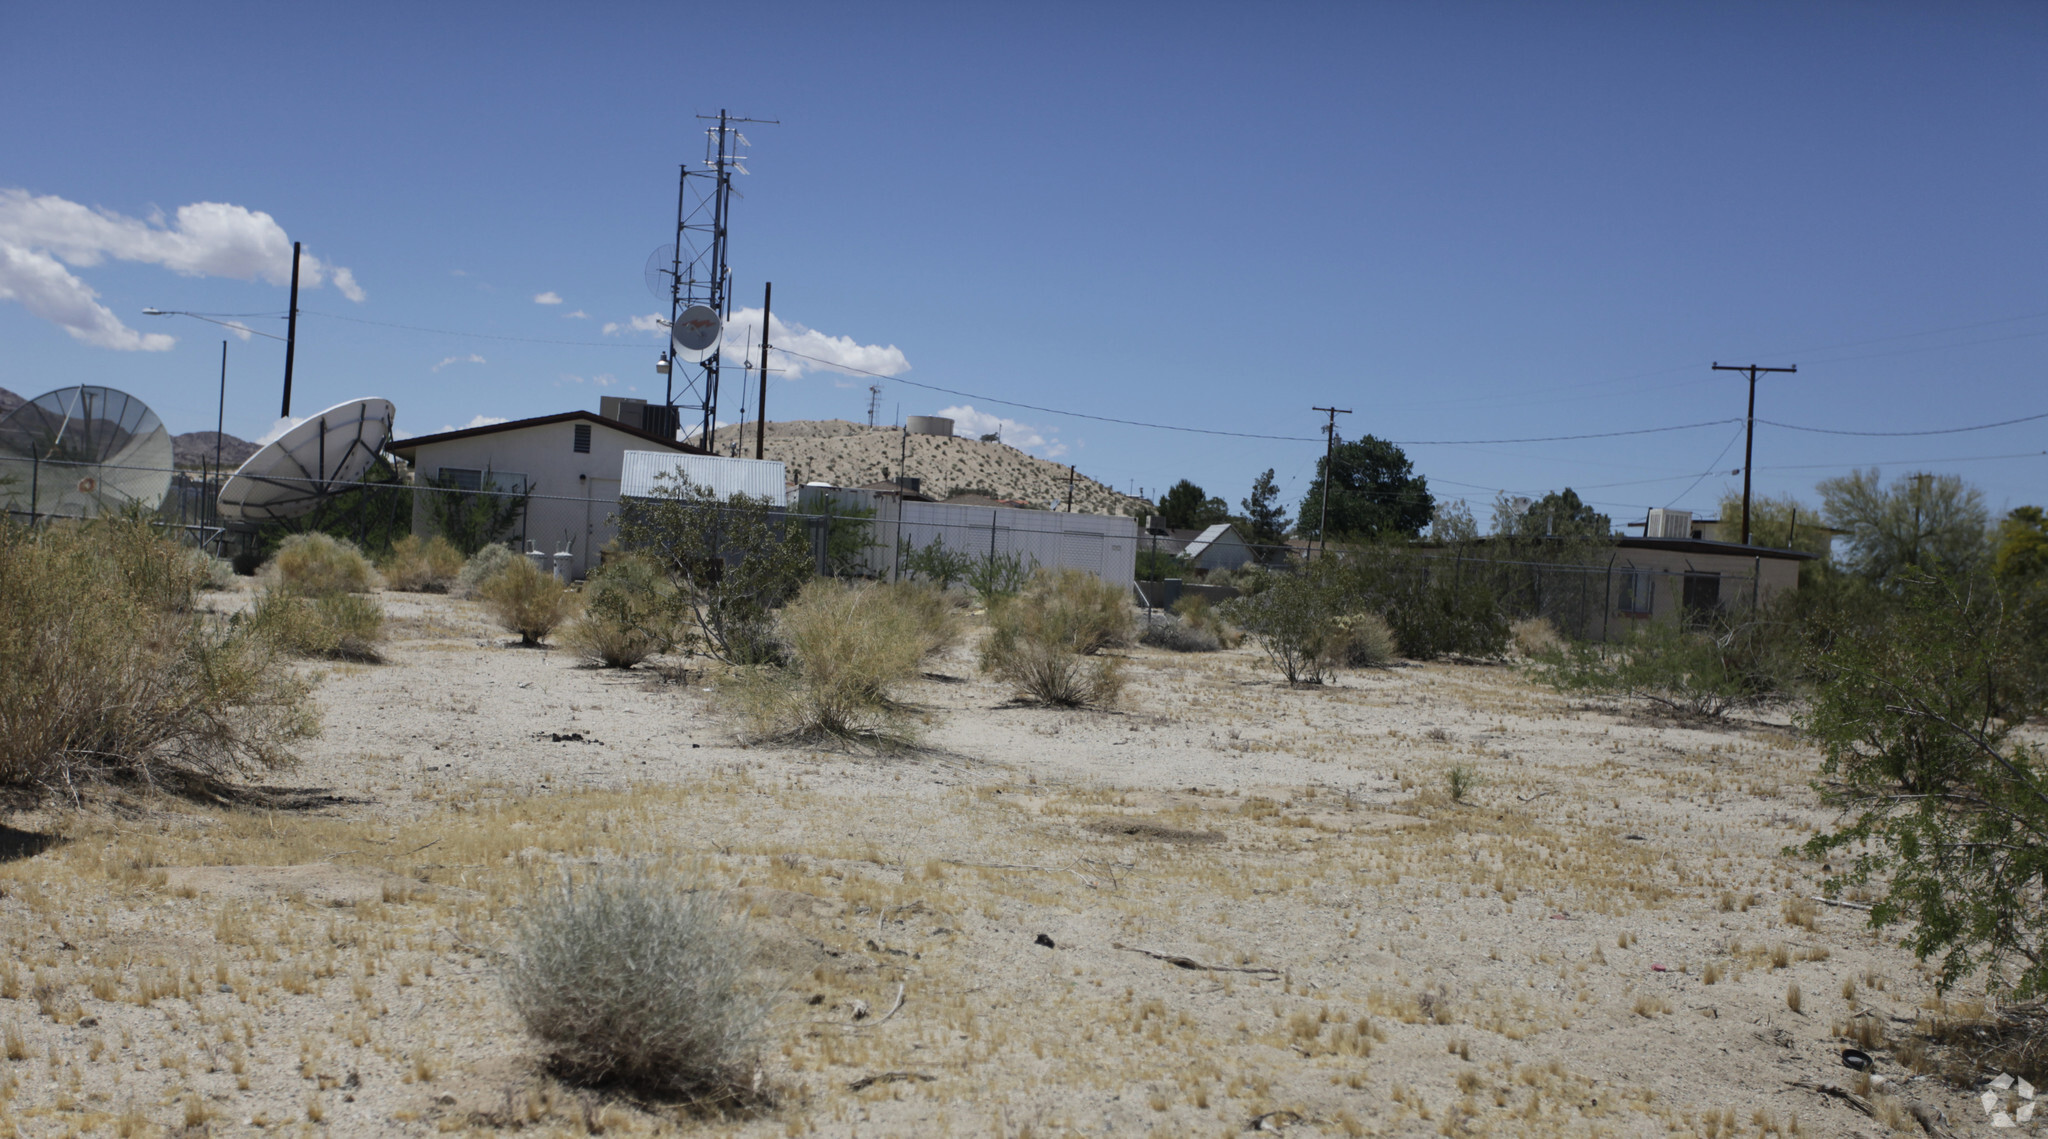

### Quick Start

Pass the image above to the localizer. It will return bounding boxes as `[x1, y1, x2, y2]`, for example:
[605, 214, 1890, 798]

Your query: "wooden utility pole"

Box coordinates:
[281, 241, 301, 417]
[755, 282, 772, 460]
[1711, 362, 1796, 546]
[1312, 405, 1351, 559]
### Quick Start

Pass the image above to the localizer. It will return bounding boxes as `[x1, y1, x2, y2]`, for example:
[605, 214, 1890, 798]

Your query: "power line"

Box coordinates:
[301, 309, 652, 348]
[1757, 409, 2048, 437]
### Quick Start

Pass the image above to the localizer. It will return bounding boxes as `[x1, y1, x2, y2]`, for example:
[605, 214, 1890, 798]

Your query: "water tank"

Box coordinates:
[906, 415, 954, 437]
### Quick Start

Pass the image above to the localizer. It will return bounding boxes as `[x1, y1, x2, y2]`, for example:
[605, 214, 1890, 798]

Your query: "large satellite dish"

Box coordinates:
[217, 397, 396, 523]
[0, 385, 173, 519]
[671, 304, 721, 361]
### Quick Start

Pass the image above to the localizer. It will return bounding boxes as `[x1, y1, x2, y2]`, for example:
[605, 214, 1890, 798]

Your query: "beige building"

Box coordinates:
[387, 411, 701, 580]
[1597, 536, 1811, 640]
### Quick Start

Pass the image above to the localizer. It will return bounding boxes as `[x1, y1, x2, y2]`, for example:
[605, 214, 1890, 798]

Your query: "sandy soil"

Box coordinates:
[0, 588, 2017, 1137]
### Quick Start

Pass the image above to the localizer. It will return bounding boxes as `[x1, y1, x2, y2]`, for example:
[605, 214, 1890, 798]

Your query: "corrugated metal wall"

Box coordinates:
[619, 451, 788, 503]
[795, 489, 1138, 587]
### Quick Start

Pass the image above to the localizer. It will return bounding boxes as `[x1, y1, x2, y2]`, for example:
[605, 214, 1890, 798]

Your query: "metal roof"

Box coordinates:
[619, 451, 789, 503]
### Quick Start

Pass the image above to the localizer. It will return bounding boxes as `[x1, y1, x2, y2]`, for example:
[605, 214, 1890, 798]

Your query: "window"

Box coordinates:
[1682, 572, 1721, 628]
[1617, 568, 1653, 616]
[573, 423, 592, 453]
[436, 467, 483, 491]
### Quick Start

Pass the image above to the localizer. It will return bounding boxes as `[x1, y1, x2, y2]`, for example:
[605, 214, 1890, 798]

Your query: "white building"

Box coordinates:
[1180, 523, 1254, 572]
[387, 411, 701, 580]
[793, 485, 1139, 589]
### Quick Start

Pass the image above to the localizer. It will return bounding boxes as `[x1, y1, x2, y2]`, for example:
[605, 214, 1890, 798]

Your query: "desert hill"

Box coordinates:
[0, 386, 22, 419]
[698, 419, 1150, 516]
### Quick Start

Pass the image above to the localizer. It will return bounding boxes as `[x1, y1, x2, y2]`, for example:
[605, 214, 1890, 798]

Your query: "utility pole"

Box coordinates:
[215, 341, 227, 536]
[755, 282, 771, 460]
[1312, 406, 1351, 559]
[1066, 464, 1076, 512]
[1910, 472, 1933, 567]
[1711, 362, 1796, 546]
[281, 241, 301, 417]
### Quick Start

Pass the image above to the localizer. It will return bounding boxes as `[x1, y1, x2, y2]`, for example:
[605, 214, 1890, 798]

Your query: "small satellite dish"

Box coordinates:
[0, 385, 173, 519]
[671, 304, 721, 361]
[644, 243, 678, 299]
[217, 397, 396, 523]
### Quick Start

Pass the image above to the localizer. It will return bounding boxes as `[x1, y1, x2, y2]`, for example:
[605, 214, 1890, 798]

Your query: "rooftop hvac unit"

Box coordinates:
[1646, 508, 1692, 539]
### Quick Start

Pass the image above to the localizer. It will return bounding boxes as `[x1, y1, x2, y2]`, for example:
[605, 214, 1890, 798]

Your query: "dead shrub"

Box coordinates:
[980, 568, 1132, 707]
[1139, 613, 1220, 653]
[727, 579, 936, 745]
[379, 535, 464, 593]
[1333, 612, 1398, 668]
[1511, 617, 1561, 657]
[0, 517, 316, 790]
[454, 542, 521, 598]
[503, 863, 772, 1103]
[478, 556, 578, 646]
[262, 533, 377, 596]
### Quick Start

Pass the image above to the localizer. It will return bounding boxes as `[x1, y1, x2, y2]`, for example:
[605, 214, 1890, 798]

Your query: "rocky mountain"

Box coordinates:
[173, 431, 262, 471]
[698, 419, 1150, 516]
[0, 386, 22, 419]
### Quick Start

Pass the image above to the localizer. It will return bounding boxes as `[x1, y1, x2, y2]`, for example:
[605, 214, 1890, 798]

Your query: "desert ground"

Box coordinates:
[0, 586, 2015, 1137]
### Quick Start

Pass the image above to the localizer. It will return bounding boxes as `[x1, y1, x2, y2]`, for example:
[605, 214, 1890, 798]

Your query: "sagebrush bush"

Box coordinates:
[185, 548, 236, 591]
[0, 518, 315, 789]
[729, 579, 942, 744]
[504, 863, 772, 1102]
[980, 568, 1132, 707]
[1222, 563, 1351, 684]
[478, 556, 577, 646]
[1511, 616, 1562, 657]
[248, 590, 387, 661]
[455, 542, 521, 598]
[264, 533, 377, 596]
[380, 534, 465, 593]
[1170, 595, 1238, 648]
[562, 555, 678, 669]
[1333, 612, 1397, 668]
[1532, 616, 1780, 719]
[1139, 613, 1220, 653]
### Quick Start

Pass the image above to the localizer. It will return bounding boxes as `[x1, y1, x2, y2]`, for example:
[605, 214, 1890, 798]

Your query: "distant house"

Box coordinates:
[1600, 534, 1812, 638]
[1180, 523, 1253, 572]
[387, 410, 702, 580]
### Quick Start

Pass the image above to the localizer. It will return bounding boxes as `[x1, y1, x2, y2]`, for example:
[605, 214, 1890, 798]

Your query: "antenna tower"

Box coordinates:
[660, 109, 776, 450]
[867, 384, 882, 428]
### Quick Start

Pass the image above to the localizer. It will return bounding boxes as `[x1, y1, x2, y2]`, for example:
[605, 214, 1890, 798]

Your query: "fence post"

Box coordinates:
[1601, 554, 1615, 642]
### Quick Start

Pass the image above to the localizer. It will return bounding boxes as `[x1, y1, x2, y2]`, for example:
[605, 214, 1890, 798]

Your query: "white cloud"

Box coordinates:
[431, 353, 487, 373]
[255, 415, 305, 446]
[534, 291, 563, 305]
[222, 320, 254, 341]
[557, 372, 617, 388]
[564, 309, 588, 319]
[0, 241, 174, 350]
[724, 308, 909, 382]
[439, 414, 510, 432]
[0, 187, 364, 349]
[602, 313, 668, 336]
[939, 404, 1067, 458]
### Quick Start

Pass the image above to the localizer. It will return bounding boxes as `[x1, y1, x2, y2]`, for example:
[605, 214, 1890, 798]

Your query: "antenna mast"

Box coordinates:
[662, 109, 776, 450]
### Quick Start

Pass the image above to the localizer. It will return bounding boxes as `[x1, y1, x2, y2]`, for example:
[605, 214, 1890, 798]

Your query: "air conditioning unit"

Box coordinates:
[1646, 508, 1692, 539]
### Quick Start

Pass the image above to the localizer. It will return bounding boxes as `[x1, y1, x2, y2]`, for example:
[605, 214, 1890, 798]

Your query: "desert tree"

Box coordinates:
[1819, 468, 1988, 584]
[1295, 434, 1434, 543]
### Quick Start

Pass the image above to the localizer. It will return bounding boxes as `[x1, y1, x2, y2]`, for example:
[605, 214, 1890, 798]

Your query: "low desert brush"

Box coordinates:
[1139, 612, 1220, 653]
[504, 863, 772, 1102]
[1510, 616, 1562, 657]
[478, 556, 578, 646]
[1333, 612, 1397, 668]
[454, 542, 521, 598]
[263, 533, 377, 596]
[247, 590, 386, 661]
[562, 555, 679, 668]
[728, 578, 938, 745]
[0, 517, 315, 789]
[981, 568, 1132, 707]
[379, 534, 464, 593]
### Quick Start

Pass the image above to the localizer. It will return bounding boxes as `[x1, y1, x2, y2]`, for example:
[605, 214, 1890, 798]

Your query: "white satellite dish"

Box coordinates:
[217, 397, 396, 523]
[670, 304, 721, 361]
[0, 385, 173, 519]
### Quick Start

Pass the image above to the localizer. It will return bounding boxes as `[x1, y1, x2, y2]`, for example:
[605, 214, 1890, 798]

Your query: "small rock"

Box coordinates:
[1034, 933, 1056, 949]
[435, 1094, 456, 1105]
[76, 1017, 97, 1028]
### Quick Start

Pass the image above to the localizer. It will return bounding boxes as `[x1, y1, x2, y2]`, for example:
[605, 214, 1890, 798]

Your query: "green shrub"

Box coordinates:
[455, 543, 521, 598]
[380, 534, 465, 593]
[980, 568, 1132, 707]
[965, 549, 1036, 606]
[561, 555, 678, 669]
[1139, 613, 1220, 653]
[1800, 576, 2048, 1001]
[0, 517, 315, 789]
[1170, 595, 1239, 648]
[478, 556, 578, 646]
[264, 532, 377, 596]
[617, 477, 812, 666]
[504, 863, 772, 1102]
[1135, 546, 1186, 582]
[248, 590, 387, 661]
[1222, 562, 1352, 684]
[898, 535, 972, 590]
[1531, 616, 1783, 719]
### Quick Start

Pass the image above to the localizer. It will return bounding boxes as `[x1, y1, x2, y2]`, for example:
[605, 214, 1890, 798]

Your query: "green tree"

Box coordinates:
[1296, 434, 1434, 543]
[1494, 489, 1610, 541]
[424, 466, 533, 557]
[1993, 505, 2048, 584]
[1238, 469, 1290, 552]
[1819, 468, 1988, 584]
[1156, 479, 1230, 531]
[616, 475, 813, 665]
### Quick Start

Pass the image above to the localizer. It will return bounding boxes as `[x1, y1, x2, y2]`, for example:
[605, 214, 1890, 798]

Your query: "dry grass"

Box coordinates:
[726, 579, 943, 746]
[561, 554, 676, 669]
[248, 590, 386, 661]
[981, 567, 1133, 707]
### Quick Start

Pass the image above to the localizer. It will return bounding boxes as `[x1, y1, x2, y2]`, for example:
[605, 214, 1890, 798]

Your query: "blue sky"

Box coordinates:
[3, 2, 2043, 529]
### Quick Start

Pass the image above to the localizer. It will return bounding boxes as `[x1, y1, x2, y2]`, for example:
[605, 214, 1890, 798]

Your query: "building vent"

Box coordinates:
[1645, 508, 1693, 539]
[573, 423, 591, 453]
